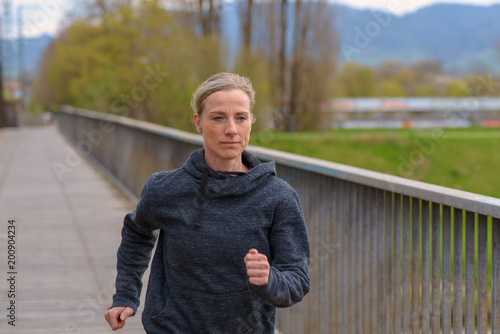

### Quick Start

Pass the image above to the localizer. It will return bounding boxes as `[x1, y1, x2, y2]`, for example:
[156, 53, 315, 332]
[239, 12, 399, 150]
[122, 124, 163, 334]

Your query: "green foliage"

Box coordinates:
[463, 74, 500, 97]
[335, 62, 376, 97]
[414, 84, 437, 97]
[445, 79, 470, 97]
[334, 60, 490, 98]
[377, 79, 407, 97]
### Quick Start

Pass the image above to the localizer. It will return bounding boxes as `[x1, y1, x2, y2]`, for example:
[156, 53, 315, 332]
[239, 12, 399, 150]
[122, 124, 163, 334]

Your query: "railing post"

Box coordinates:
[465, 211, 476, 334]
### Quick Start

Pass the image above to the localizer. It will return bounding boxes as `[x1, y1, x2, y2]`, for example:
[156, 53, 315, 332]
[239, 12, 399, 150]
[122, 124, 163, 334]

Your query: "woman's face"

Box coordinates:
[193, 89, 252, 165]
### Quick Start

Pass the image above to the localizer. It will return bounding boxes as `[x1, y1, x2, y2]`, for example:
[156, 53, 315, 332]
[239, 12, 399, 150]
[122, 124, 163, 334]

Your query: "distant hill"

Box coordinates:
[1, 34, 53, 78]
[334, 3, 500, 73]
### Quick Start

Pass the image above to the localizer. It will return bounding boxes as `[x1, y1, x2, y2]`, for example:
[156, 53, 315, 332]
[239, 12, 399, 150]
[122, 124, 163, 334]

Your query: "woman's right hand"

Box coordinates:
[104, 306, 134, 330]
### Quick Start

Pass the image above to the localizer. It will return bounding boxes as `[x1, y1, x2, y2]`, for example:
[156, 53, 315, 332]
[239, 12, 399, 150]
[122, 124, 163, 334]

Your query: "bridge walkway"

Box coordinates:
[0, 126, 147, 334]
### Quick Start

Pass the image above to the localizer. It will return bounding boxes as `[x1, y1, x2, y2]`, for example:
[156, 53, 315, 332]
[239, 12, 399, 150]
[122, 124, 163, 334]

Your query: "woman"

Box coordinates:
[105, 73, 310, 333]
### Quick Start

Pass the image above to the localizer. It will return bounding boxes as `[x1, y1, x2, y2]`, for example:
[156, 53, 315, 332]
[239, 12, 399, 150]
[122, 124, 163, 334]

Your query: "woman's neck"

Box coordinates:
[204, 153, 248, 173]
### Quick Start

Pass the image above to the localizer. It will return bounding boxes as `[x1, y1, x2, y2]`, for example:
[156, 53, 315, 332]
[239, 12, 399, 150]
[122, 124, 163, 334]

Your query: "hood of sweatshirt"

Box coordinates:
[182, 148, 276, 198]
[182, 148, 276, 226]
[182, 149, 277, 226]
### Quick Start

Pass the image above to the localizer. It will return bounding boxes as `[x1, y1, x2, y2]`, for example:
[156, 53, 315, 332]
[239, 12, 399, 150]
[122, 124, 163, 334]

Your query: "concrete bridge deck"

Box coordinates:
[0, 126, 148, 333]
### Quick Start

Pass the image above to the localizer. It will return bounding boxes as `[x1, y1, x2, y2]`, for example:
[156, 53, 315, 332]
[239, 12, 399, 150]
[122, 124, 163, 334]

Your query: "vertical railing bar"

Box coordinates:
[477, 214, 488, 334]
[320, 175, 330, 334]
[421, 200, 431, 334]
[453, 209, 464, 334]
[402, 195, 412, 333]
[378, 189, 386, 334]
[442, 205, 452, 334]
[465, 211, 475, 334]
[312, 171, 320, 333]
[326, 176, 334, 334]
[394, 193, 402, 334]
[300, 170, 311, 333]
[296, 170, 308, 333]
[360, 185, 369, 333]
[276, 167, 289, 333]
[295, 170, 305, 332]
[386, 191, 394, 334]
[431, 202, 441, 334]
[363, 186, 370, 334]
[341, 180, 348, 334]
[492, 217, 500, 334]
[359, 185, 367, 334]
[349, 182, 358, 334]
[331, 178, 339, 334]
[335, 180, 347, 334]
[411, 197, 421, 334]
[278, 166, 290, 331]
[372, 187, 380, 333]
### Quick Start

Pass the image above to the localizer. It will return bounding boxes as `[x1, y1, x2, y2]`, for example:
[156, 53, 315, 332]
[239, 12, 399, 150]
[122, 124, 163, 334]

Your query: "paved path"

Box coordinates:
[0, 126, 148, 333]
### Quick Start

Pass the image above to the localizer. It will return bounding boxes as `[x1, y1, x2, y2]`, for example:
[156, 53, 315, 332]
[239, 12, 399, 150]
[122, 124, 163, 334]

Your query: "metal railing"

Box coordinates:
[58, 106, 500, 334]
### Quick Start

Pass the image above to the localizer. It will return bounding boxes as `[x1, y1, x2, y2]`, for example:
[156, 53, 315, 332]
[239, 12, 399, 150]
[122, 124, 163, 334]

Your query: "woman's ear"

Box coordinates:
[193, 113, 203, 134]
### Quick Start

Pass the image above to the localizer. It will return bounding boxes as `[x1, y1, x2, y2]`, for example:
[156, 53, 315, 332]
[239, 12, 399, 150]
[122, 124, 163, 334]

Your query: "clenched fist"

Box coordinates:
[104, 306, 133, 331]
[244, 249, 270, 286]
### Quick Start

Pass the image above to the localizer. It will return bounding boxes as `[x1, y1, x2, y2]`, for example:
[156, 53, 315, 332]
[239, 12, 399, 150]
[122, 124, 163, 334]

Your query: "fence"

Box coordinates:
[58, 106, 500, 334]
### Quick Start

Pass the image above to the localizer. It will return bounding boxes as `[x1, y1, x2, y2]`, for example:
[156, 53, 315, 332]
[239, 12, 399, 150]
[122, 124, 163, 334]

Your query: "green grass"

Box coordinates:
[250, 127, 500, 199]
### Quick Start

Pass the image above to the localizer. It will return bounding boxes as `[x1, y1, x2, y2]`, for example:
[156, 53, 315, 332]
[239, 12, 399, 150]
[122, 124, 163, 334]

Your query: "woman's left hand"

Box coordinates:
[244, 249, 270, 286]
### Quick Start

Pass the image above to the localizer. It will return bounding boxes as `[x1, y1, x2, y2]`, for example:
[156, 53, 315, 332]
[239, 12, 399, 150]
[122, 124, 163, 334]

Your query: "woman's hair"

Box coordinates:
[191, 72, 256, 117]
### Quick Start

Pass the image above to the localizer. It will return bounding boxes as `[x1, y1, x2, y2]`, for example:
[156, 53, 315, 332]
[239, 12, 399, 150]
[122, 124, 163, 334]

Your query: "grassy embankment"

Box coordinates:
[251, 127, 500, 199]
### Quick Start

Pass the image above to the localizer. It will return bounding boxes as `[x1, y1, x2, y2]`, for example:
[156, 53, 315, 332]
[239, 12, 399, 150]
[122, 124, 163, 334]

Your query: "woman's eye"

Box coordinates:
[212, 116, 224, 121]
[236, 116, 247, 122]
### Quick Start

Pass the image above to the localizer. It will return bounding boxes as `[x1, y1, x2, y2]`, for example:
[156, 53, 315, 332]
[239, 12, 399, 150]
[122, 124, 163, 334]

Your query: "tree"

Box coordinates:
[377, 79, 406, 97]
[254, 0, 337, 131]
[335, 62, 376, 97]
[414, 84, 436, 97]
[445, 79, 470, 97]
[241, 0, 253, 49]
[396, 67, 417, 94]
[412, 60, 443, 84]
[464, 74, 500, 97]
[375, 61, 406, 81]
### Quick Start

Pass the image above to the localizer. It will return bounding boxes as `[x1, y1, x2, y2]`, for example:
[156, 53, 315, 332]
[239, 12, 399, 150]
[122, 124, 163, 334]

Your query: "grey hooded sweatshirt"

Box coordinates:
[111, 148, 310, 333]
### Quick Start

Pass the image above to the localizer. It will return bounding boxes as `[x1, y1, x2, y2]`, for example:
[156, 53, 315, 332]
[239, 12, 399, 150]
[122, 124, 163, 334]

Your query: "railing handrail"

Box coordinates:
[59, 105, 500, 219]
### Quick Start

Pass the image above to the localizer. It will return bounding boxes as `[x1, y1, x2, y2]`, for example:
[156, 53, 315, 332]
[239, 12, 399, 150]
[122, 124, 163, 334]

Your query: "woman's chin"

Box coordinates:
[217, 148, 244, 160]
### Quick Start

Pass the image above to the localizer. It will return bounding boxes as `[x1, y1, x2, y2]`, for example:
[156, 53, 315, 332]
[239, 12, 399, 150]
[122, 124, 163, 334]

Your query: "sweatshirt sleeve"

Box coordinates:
[111, 173, 160, 315]
[248, 186, 311, 308]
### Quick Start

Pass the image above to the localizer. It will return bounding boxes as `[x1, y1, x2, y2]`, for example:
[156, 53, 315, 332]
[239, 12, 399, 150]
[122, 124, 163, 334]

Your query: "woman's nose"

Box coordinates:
[225, 119, 238, 136]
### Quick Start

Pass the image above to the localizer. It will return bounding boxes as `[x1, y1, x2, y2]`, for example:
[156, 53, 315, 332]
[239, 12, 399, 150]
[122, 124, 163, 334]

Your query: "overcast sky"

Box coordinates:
[337, 0, 500, 14]
[9, 0, 500, 38]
